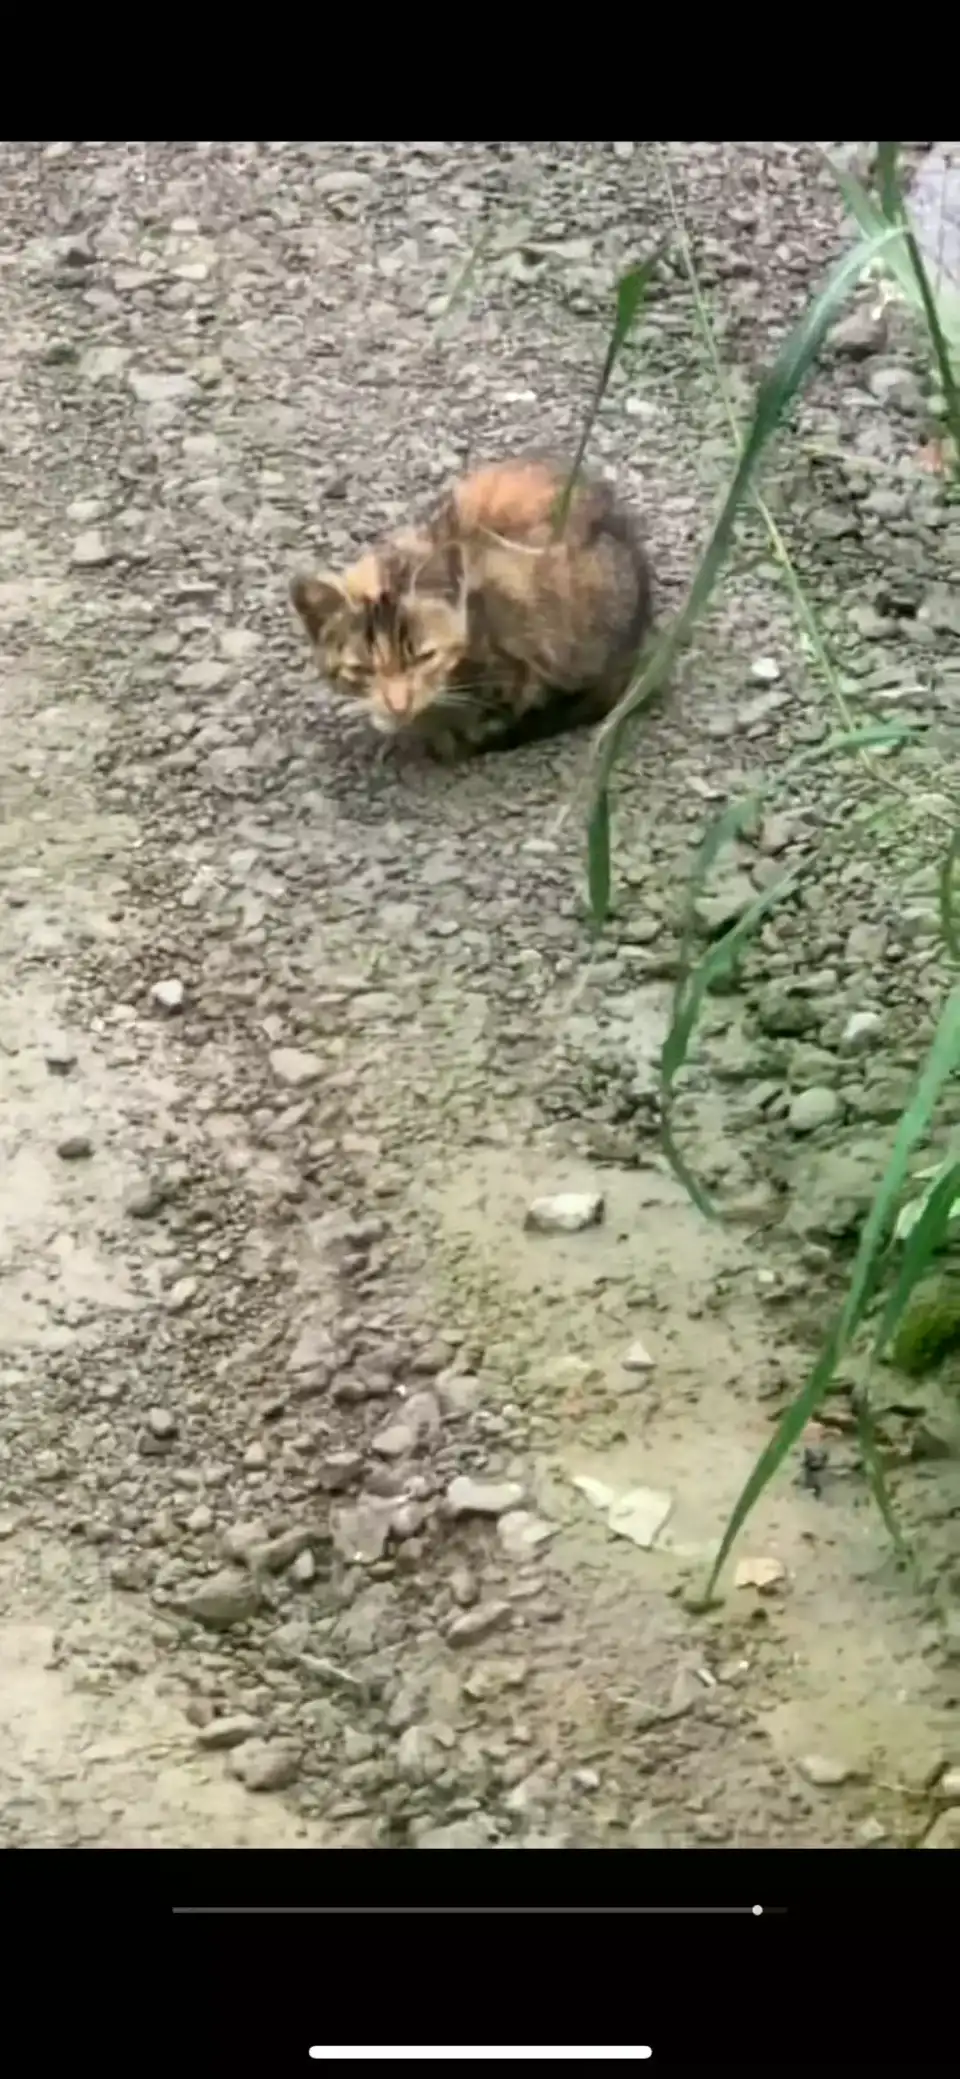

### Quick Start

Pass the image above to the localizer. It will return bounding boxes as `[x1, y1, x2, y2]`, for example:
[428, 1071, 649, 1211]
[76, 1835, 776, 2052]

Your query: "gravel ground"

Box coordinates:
[1, 140, 959, 1850]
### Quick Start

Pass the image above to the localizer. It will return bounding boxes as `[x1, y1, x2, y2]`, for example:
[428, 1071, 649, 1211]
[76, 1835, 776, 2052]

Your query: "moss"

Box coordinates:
[890, 1277, 960, 1379]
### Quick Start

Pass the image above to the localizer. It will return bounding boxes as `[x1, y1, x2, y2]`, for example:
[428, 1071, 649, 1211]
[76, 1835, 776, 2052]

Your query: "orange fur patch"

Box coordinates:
[453, 460, 560, 538]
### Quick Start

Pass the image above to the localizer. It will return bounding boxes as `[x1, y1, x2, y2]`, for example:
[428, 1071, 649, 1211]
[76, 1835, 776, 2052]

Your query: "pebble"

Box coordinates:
[446, 1601, 512, 1646]
[415, 1818, 496, 1848]
[166, 1276, 198, 1312]
[177, 1568, 262, 1630]
[498, 1510, 556, 1560]
[446, 1475, 526, 1518]
[750, 656, 781, 682]
[573, 1475, 673, 1550]
[70, 530, 112, 568]
[524, 1191, 604, 1235]
[128, 368, 196, 405]
[622, 1338, 655, 1372]
[936, 1765, 960, 1803]
[269, 1046, 324, 1087]
[734, 1556, 785, 1592]
[827, 306, 887, 357]
[797, 1753, 856, 1788]
[195, 1714, 261, 1751]
[147, 1407, 177, 1440]
[56, 1134, 92, 1161]
[372, 1420, 415, 1459]
[693, 875, 756, 937]
[231, 1741, 301, 1793]
[788, 1087, 841, 1134]
[840, 1009, 883, 1052]
[330, 1499, 392, 1564]
[151, 977, 185, 1013]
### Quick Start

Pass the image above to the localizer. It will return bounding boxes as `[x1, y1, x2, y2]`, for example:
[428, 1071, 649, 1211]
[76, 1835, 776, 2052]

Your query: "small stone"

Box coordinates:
[446, 1600, 512, 1646]
[195, 1714, 261, 1751]
[867, 361, 923, 414]
[232, 1741, 301, 1792]
[498, 1510, 556, 1560]
[797, 1753, 855, 1788]
[606, 1486, 673, 1550]
[395, 1724, 444, 1784]
[935, 1766, 960, 1803]
[269, 1046, 324, 1087]
[56, 1134, 92, 1161]
[693, 874, 756, 938]
[247, 1527, 314, 1573]
[524, 1191, 604, 1235]
[446, 1475, 526, 1518]
[290, 1548, 316, 1585]
[70, 530, 112, 568]
[151, 977, 185, 1013]
[750, 656, 781, 683]
[177, 1568, 262, 1630]
[79, 343, 130, 381]
[128, 368, 196, 406]
[415, 1818, 495, 1848]
[788, 1087, 841, 1135]
[243, 1441, 267, 1470]
[840, 1010, 883, 1053]
[330, 1499, 392, 1564]
[372, 1420, 415, 1459]
[734, 1556, 785, 1592]
[147, 1407, 177, 1441]
[44, 1042, 77, 1075]
[827, 306, 887, 358]
[126, 1179, 169, 1219]
[622, 1338, 655, 1372]
[166, 1276, 198, 1312]
[315, 1449, 364, 1491]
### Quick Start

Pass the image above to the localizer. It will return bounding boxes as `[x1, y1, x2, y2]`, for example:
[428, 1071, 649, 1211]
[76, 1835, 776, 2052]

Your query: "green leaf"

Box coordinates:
[705, 980, 960, 1597]
[587, 788, 611, 930]
[939, 827, 960, 966]
[587, 218, 909, 870]
[555, 251, 664, 538]
[873, 1158, 960, 1356]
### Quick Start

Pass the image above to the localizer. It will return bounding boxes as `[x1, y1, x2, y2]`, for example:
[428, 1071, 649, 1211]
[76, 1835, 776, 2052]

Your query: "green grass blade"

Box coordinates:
[587, 221, 908, 886]
[939, 827, 960, 965]
[854, 1391, 907, 1558]
[876, 141, 901, 223]
[555, 252, 663, 538]
[705, 980, 960, 1596]
[587, 788, 611, 931]
[871, 1158, 960, 1357]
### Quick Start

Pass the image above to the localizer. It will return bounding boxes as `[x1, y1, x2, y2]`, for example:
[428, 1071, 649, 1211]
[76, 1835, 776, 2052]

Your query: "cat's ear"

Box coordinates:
[413, 540, 464, 604]
[291, 571, 346, 640]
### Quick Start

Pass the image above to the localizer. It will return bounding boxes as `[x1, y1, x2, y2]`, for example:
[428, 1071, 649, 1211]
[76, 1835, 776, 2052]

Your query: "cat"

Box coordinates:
[290, 453, 654, 760]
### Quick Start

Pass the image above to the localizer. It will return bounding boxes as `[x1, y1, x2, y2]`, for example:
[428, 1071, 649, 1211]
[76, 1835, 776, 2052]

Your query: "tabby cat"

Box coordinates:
[291, 454, 653, 759]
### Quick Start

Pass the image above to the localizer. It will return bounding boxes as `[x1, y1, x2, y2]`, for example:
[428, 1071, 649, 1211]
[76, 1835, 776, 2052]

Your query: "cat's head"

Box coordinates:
[291, 539, 468, 734]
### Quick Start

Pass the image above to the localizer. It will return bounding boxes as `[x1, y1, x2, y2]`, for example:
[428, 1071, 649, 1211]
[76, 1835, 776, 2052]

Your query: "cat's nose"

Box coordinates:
[381, 680, 412, 716]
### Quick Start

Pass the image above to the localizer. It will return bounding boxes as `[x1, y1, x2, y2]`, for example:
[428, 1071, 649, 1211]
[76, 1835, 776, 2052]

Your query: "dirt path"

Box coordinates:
[1, 141, 958, 1849]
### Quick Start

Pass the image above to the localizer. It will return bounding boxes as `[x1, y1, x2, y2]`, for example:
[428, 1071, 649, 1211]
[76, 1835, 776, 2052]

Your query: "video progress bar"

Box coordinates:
[173, 1905, 783, 1916]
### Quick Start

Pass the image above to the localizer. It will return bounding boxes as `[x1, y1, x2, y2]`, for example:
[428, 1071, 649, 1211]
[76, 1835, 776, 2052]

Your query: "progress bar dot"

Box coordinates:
[752, 1905, 763, 1916]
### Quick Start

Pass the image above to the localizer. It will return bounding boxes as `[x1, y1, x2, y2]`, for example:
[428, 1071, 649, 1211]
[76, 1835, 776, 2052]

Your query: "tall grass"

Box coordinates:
[574, 143, 960, 1594]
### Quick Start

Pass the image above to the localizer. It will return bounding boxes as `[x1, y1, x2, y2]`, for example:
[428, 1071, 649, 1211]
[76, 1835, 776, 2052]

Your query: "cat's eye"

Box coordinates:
[415, 647, 438, 665]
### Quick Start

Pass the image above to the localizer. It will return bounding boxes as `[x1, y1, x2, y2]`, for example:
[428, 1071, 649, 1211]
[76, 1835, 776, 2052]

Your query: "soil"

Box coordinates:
[1, 139, 958, 1850]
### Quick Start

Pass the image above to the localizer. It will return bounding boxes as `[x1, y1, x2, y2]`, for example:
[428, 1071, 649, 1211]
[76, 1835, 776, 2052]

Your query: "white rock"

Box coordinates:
[622, 1337, 655, 1372]
[734, 1556, 785, 1591]
[70, 529, 112, 568]
[750, 656, 781, 683]
[128, 368, 196, 405]
[497, 1510, 556, 1559]
[446, 1476, 525, 1518]
[607, 1487, 673, 1549]
[269, 1046, 324, 1087]
[151, 977, 185, 1012]
[525, 1191, 604, 1235]
[841, 1009, 883, 1052]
